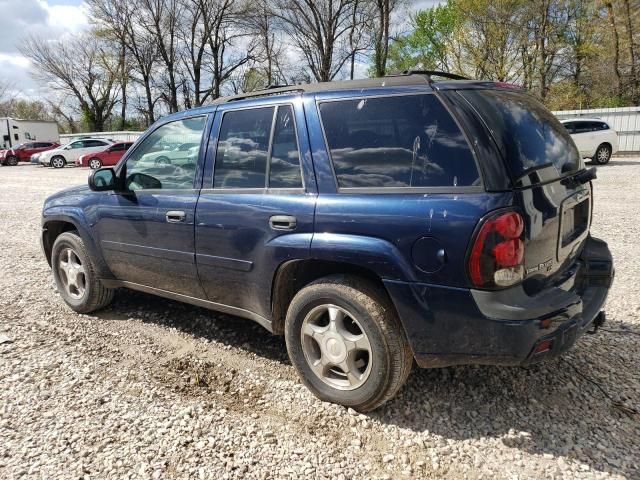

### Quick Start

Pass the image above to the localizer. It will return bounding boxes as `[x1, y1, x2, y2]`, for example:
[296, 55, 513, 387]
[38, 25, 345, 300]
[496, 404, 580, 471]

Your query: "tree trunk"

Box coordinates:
[605, 2, 623, 98]
[622, 0, 638, 102]
[119, 42, 127, 130]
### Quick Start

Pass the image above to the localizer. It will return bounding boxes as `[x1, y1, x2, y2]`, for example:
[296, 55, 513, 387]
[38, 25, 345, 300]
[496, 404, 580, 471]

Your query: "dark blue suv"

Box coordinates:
[41, 73, 614, 411]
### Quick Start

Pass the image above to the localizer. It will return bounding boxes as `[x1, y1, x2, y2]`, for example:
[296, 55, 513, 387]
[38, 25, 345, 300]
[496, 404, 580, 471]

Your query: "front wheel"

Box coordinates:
[51, 231, 114, 313]
[51, 156, 66, 169]
[285, 275, 412, 412]
[6, 155, 18, 166]
[593, 144, 612, 165]
[88, 158, 102, 169]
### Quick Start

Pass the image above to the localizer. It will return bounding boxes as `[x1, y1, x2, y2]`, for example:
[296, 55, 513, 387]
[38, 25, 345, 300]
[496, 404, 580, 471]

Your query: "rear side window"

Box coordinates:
[214, 105, 303, 189]
[269, 106, 302, 188]
[318, 94, 479, 189]
[84, 140, 108, 148]
[460, 90, 581, 181]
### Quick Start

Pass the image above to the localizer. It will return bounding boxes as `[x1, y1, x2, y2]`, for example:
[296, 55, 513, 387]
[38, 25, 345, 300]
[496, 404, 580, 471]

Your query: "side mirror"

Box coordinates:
[89, 167, 116, 191]
[126, 172, 162, 190]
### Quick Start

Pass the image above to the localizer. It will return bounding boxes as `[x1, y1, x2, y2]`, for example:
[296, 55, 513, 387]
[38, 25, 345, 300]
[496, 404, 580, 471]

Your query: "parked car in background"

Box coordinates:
[39, 139, 113, 168]
[0, 141, 59, 166]
[76, 141, 134, 169]
[137, 142, 200, 166]
[560, 118, 619, 165]
[41, 74, 613, 411]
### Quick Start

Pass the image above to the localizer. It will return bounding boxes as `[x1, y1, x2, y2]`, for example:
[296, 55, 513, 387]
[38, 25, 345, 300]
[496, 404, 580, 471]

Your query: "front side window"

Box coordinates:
[68, 141, 83, 149]
[214, 105, 303, 189]
[124, 116, 207, 191]
[319, 94, 479, 189]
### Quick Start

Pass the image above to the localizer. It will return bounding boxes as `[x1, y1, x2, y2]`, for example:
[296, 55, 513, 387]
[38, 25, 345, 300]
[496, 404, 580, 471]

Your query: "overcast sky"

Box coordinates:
[1, 0, 442, 99]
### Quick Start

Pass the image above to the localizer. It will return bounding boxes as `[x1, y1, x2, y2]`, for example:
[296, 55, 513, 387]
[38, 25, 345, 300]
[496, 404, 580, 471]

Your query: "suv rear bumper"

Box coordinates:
[384, 235, 614, 368]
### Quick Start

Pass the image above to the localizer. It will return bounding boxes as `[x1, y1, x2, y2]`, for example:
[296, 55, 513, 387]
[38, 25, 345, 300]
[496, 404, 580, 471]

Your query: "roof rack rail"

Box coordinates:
[388, 70, 470, 82]
[218, 85, 306, 104]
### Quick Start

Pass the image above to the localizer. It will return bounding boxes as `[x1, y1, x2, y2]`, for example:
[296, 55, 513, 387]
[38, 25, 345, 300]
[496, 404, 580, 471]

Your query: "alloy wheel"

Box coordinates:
[597, 147, 611, 163]
[89, 159, 102, 169]
[300, 304, 372, 391]
[57, 248, 86, 299]
[52, 157, 65, 168]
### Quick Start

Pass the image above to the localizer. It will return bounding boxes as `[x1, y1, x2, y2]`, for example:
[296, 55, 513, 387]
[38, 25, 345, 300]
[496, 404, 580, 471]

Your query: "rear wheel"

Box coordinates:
[6, 155, 18, 166]
[51, 231, 114, 313]
[285, 275, 412, 412]
[88, 158, 102, 169]
[593, 144, 612, 165]
[51, 156, 66, 169]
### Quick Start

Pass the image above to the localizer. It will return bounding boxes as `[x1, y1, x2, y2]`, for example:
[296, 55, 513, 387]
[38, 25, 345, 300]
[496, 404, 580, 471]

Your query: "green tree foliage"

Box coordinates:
[387, 3, 460, 73]
[387, 0, 640, 109]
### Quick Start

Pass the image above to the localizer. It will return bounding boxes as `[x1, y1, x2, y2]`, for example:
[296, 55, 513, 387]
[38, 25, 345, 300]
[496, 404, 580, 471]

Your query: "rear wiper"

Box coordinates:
[563, 167, 597, 186]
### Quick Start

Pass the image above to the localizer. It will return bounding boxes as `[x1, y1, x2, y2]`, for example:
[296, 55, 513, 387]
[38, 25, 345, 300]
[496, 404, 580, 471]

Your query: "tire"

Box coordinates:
[51, 156, 66, 169]
[6, 155, 18, 166]
[88, 158, 102, 170]
[593, 144, 612, 165]
[51, 231, 114, 313]
[285, 275, 412, 412]
[155, 156, 170, 165]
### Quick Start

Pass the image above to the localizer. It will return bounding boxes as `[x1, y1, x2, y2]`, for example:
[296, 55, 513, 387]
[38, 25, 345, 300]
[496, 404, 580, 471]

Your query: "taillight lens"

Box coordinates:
[468, 210, 525, 289]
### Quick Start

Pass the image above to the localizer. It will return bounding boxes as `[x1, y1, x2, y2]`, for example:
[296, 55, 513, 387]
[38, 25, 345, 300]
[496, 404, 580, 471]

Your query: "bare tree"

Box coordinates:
[0, 80, 11, 104]
[179, 0, 255, 104]
[204, 4, 257, 99]
[246, 0, 289, 86]
[347, 0, 373, 79]
[371, 0, 400, 77]
[272, 0, 356, 82]
[138, 0, 181, 112]
[20, 33, 121, 131]
[88, 0, 161, 124]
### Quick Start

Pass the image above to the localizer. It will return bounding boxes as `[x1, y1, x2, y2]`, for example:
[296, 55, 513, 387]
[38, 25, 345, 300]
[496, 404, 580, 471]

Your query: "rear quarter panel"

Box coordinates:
[312, 192, 512, 286]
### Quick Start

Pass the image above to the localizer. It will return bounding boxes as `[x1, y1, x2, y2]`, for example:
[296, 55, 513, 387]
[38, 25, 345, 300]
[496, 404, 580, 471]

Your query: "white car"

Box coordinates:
[560, 118, 619, 165]
[137, 142, 200, 166]
[40, 138, 114, 168]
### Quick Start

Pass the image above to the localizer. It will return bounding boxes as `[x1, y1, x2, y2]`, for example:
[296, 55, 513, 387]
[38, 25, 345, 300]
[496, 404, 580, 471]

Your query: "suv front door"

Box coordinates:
[195, 101, 317, 322]
[95, 115, 210, 298]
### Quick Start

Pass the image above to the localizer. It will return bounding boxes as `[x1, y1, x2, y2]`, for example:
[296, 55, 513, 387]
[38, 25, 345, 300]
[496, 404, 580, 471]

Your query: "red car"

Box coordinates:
[76, 141, 134, 169]
[0, 141, 59, 166]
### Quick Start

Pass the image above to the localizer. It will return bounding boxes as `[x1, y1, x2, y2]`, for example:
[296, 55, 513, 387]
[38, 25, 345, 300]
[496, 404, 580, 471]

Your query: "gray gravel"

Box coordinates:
[0, 161, 639, 479]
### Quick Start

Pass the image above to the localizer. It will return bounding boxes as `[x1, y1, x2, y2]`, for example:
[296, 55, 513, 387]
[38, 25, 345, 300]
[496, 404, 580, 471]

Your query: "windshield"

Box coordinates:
[460, 89, 582, 184]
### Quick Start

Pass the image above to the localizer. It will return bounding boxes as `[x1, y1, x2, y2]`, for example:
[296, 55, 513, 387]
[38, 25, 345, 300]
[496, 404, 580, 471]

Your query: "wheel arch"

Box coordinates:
[270, 259, 399, 336]
[42, 212, 114, 279]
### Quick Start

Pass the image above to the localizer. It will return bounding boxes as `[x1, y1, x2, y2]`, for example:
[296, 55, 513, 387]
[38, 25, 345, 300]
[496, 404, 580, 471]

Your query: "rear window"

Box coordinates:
[319, 94, 480, 189]
[460, 90, 581, 181]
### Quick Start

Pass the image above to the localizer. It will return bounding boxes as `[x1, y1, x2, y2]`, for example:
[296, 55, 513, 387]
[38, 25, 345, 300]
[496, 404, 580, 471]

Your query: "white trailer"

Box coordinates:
[0, 117, 60, 149]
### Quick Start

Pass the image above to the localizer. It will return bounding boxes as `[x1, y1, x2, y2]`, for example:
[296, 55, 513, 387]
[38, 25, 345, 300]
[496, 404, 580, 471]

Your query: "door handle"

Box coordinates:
[269, 215, 297, 231]
[166, 210, 186, 223]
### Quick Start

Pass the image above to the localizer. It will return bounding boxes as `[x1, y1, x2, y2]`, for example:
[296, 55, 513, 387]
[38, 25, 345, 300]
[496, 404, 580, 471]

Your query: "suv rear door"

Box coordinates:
[455, 89, 590, 289]
[195, 98, 317, 322]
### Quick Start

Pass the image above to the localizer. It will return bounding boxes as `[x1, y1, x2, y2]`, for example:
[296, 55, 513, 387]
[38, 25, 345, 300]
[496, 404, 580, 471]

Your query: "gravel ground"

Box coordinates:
[0, 161, 638, 480]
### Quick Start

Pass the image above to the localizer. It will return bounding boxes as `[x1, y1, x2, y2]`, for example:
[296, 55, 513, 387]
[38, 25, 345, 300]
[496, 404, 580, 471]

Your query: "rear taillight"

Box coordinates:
[468, 210, 525, 289]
